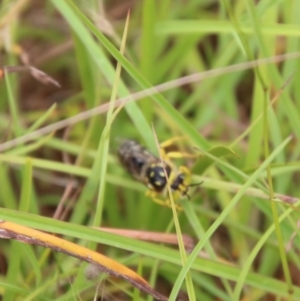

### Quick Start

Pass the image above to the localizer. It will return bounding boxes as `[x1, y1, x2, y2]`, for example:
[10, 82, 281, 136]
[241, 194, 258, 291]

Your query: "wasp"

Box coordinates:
[118, 139, 197, 210]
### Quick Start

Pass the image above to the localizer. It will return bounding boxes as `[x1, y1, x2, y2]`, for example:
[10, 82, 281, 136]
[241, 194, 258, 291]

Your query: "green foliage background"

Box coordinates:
[1, 0, 300, 300]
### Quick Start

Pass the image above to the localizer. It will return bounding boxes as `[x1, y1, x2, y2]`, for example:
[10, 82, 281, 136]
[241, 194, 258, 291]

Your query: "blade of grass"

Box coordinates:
[262, 86, 293, 296]
[91, 9, 129, 234]
[0, 207, 300, 299]
[183, 201, 234, 297]
[5, 71, 22, 137]
[233, 200, 300, 300]
[0, 51, 299, 154]
[3, 159, 33, 301]
[156, 20, 300, 36]
[152, 128, 196, 301]
[27, 103, 57, 133]
[0, 220, 168, 301]
[62, 0, 210, 151]
[168, 135, 292, 300]
[50, 0, 153, 149]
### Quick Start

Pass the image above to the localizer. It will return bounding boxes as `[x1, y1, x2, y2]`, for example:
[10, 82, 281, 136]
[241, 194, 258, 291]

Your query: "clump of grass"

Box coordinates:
[1, 1, 300, 301]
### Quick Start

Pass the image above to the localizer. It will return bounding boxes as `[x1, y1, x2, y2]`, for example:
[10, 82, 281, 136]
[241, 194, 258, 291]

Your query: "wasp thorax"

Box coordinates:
[146, 163, 171, 192]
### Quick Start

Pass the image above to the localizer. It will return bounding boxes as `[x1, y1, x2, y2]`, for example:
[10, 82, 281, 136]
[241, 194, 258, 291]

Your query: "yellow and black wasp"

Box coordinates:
[118, 139, 198, 209]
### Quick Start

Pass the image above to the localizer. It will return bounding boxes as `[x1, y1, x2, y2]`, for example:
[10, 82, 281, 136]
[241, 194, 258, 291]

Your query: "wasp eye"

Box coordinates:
[170, 174, 185, 190]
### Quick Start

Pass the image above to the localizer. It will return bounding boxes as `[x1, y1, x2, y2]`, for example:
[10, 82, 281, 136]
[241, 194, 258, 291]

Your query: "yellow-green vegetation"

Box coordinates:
[0, 1, 300, 301]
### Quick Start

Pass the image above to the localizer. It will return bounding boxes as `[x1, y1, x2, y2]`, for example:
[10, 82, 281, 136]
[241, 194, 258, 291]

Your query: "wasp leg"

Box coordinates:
[179, 165, 191, 178]
[146, 190, 183, 211]
[159, 137, 199, 160]
[159, 147, 198, 163]
[159, 136, 188, 148]
[164, 151, 199, 159]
